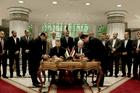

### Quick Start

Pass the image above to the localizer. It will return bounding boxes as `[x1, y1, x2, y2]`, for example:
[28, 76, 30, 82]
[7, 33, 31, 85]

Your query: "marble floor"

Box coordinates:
[1, 70, 130, 93]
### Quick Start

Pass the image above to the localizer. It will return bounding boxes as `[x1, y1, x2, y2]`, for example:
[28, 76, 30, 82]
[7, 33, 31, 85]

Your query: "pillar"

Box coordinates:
[8, 7, 31, 37]
[105, 10, 127, 39]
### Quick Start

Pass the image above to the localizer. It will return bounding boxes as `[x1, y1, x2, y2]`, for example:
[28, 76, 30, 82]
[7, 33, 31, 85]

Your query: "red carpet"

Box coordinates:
[110, 79, 140, 93]
[0, 79, 26, 93]
[57, 86, 85, 93]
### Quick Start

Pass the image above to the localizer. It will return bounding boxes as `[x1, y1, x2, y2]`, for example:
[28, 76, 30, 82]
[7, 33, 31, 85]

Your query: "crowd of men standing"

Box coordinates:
[0, 29, 140, 87]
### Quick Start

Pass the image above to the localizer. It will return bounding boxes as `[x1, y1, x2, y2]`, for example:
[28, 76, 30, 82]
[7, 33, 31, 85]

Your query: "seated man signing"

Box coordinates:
[49, 40, 66, 83]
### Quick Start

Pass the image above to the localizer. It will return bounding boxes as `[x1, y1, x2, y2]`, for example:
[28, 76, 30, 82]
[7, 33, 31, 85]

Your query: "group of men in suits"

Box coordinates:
[100, 32, 140, 80]
[1, 28, 140, 87]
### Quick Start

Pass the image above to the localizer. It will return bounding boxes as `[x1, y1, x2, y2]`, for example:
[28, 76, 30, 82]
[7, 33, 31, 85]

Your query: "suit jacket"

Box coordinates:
[108, 38, 121, 56]
[121, 39, 133, 56]
[29, 37, 46, 62]
[0, 38, 7, 55]
[20, 36, 32, 55]
[132, 39, 140, 56]
[84, 37, 105, 61]
[74, 37, 80, 47]
[49, 46, 66, 58]
[7, 36, 20, 56]
[60, 36, 74, 51]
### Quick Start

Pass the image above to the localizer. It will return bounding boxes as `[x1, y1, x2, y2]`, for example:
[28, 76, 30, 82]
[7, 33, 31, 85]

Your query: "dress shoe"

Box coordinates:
[127, 75, 131, 78]
[33, 83, 41, 87]
[2, 75, 8, 78]
[131, 77, 137, 80]
[10, 75, 13, 78]
[121, 74, 126, 77]
[115, 75, 118, 78]
[17, 75, 22, 77]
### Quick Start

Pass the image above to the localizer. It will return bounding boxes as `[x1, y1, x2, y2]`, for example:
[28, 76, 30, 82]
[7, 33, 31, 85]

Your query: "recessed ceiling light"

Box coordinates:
[85, 2, 91, 6]
[116, 4, 122, 7]
[52, 1, 58, 4]
[18, 0, 24, 4]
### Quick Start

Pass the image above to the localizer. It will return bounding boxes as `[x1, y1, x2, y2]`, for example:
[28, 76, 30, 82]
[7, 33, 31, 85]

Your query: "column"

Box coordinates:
[105, 10, 127, 39]
[8, 7, 31, 37]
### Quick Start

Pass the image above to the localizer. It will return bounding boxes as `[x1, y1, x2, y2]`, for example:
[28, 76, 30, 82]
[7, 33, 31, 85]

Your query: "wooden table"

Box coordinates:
[38, 60, 103, 93]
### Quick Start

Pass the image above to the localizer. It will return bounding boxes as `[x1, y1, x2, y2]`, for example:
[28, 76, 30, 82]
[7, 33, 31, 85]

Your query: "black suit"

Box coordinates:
[49, 46, 66, 82]
[49, 47, 66, 58]
[121, 39, 133, 77]
[29, 37, 46, 85]
[60, 36, 74, 52]
[0, 38, 7, 77]
[107, 38, 121, 76]
[74, 37, 80, 47]
[20, 36, 32, 76]
[7, 36, 20, 77]
[83, 37, 105, 86]
[132, 40, 140, 78]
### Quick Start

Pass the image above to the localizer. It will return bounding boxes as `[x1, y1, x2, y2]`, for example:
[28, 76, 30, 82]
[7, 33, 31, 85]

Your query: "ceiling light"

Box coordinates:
[52, 1, 58, 4]
[116, 4, 122, 7]
[18, 0, 24, 4]
[85, 2, 91, 6]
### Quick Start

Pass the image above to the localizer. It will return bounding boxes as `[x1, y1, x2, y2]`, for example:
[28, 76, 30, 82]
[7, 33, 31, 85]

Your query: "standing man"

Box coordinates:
[20, 30, 33, 77]
[132, 31, 140, 80]
[60, 30, 74, 54]
[80, 34, 105, 86]
[107, 33, 121, 77]
[74, 31, 83, 47]
[121, 32, 132, 77]
[7, 31, 21, 78]
[0, 31, 8, 78]
[29, 32, 46, 87]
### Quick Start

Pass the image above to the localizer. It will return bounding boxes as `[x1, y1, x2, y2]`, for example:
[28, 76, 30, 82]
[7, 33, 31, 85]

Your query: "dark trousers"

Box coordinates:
[9, 54, 20, 76]
[133, 55, 140, 78]
[0, 54, 7, 76]
[109, 55, 120, 76]
[29, 58, 40, 84]
[73, 70, 85, 80]
[121, 55, 132, 76]
[22, 53, 29, 75]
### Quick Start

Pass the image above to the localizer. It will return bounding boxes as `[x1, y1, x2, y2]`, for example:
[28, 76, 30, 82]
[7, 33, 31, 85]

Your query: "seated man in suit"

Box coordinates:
[49, 40, 66, 83]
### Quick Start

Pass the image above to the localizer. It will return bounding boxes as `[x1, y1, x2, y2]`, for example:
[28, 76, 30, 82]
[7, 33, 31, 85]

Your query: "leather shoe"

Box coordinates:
[33, 83, 41, 87]
[17, 75, 22, 77]
[2, 76, 8, 78]
[115, 75, 118, 78]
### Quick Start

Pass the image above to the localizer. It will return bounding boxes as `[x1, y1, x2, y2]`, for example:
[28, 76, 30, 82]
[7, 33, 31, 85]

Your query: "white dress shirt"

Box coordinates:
[112, 39, 116, 48]
[52, 39, 56, 47]
[124, 39, 128, 48]
[137, 39, 140, 49]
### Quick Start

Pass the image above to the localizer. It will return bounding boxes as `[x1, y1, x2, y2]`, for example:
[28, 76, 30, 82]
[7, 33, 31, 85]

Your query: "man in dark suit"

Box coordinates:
[100, 33, 110, 76]
[60, 30, 74, 53]
[7, 31, 21, 78]
[74, 31, 83, 47]
[0, 31, 8, 78]
[80, 34, 105, 86]
[121, 32, 133, 77]
[29, 32, 46, 87]
[49, 40, 66, 83]
[107, 33, 121, 77]
[132, 31, 140, 80]
[20, 30, 33, 77]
